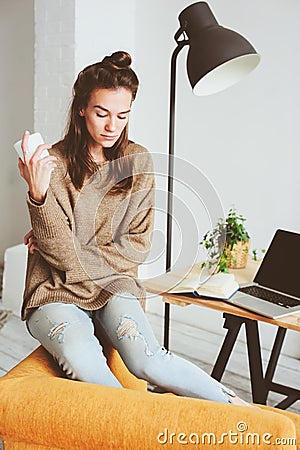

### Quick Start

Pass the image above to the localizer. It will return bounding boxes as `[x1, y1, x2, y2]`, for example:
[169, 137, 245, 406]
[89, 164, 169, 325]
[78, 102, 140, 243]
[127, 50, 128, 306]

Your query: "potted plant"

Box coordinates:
[200, 207, 250, 273]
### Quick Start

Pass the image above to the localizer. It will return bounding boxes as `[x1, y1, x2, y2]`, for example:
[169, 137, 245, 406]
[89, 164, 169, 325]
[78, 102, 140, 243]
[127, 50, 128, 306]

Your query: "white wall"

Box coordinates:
[0, 0, 34, 262]
[34, 0, 76, 144]
[75, 0, 136, 75]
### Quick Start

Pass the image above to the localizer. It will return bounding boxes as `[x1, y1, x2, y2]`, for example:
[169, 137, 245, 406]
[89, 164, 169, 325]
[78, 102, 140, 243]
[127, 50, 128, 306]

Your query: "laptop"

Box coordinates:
[227, 229, 300, 319]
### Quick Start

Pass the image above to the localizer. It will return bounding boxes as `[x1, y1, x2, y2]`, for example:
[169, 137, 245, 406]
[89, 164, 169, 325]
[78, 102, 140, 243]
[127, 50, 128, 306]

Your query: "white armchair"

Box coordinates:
[1, 244, 27, 316]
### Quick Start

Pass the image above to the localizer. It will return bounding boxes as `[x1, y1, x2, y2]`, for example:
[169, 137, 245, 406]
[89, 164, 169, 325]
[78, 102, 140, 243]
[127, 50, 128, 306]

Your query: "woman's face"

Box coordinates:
[80, 87, 132, 151]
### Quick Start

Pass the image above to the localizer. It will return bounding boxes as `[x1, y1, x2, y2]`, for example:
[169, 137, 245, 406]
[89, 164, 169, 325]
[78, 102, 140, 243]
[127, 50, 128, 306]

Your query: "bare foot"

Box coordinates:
[229, 395, 259, 409]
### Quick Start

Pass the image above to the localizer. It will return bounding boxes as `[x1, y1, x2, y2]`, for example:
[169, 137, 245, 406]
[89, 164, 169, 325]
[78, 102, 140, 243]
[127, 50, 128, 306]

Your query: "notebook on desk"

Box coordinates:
[227, 229, 300, 319]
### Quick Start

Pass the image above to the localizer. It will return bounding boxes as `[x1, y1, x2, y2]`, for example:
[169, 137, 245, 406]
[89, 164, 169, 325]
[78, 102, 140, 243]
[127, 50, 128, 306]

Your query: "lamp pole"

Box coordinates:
[165, 37, 188, 350]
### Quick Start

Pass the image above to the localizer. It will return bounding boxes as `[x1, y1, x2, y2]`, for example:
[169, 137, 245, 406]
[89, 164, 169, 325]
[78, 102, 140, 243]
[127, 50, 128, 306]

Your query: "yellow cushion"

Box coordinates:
[0, 346, 298, 450]
[3, 345, 147, 392]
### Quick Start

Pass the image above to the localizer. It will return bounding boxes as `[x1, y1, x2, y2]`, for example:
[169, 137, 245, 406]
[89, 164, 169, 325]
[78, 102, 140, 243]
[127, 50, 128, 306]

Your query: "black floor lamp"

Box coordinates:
[164, 2, 260, 349]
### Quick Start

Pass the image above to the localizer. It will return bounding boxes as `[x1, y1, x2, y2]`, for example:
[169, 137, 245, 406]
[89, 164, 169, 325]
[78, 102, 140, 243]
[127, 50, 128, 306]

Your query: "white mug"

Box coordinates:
[14, 132, 49, 161]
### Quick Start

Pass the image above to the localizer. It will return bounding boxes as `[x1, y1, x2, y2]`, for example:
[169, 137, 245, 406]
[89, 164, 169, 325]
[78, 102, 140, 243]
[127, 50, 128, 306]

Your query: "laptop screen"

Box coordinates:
[254, 229, 300, 298]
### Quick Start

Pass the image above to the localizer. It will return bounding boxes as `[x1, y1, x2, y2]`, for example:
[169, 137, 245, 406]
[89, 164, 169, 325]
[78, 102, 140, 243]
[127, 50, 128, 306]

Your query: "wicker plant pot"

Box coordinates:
[225, 240, 250, 269]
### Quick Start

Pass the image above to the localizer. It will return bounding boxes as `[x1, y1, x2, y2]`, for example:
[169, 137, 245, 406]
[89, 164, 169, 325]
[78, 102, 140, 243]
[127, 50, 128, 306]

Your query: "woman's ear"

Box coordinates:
[79, 109, 85, 117]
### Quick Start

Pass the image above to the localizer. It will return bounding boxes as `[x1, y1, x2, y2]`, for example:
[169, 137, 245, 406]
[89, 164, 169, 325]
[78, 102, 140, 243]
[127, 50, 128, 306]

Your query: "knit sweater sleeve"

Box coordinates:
[27, 146, 155, 285]
[27, 188, 84, 274]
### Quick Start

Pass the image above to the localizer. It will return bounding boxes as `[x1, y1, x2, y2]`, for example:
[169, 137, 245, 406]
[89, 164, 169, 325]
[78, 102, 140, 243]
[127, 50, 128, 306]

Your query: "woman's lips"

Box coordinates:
[101, 135, 117, 140]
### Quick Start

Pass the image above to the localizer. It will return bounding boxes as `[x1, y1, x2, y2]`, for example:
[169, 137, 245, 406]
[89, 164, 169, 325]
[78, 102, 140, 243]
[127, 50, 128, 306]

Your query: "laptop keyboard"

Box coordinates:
[239, 285, 300, 308]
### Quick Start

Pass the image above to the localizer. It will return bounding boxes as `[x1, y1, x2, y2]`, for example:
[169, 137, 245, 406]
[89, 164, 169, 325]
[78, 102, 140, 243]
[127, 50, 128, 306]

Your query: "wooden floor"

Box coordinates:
[0, 312, 38, 377]
[0, 310, 299, 416]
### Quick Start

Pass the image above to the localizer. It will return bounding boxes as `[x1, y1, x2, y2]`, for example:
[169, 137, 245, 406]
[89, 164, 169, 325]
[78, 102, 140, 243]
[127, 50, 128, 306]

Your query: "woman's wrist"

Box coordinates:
[28, 191, 45, 205]
[28, 187, 46, 204]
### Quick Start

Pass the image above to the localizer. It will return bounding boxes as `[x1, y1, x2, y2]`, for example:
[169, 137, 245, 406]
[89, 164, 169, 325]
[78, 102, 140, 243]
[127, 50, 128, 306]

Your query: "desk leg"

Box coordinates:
[245, 322, 300, 407]
[212, 314, 300, 408]
[211, 314, 243, 381]
[264, 327, 300, 409]
[264, 327, 286, 388]
[212, 314, 266, 403]
[244, 319, 266, 404]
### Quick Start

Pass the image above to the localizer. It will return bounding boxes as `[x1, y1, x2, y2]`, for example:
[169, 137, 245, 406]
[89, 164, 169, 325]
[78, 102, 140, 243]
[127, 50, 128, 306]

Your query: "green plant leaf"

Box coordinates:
[199, 206, 250, 272]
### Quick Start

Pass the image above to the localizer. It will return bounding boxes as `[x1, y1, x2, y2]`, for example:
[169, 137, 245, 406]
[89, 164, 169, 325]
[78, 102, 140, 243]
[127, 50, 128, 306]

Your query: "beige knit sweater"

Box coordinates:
[21, 142, 155, 320]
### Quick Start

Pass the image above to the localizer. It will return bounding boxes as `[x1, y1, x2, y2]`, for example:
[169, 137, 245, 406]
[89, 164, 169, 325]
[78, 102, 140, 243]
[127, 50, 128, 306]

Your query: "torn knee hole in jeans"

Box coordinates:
[116, 315, 154, 356]
[48, 321, 70, 344]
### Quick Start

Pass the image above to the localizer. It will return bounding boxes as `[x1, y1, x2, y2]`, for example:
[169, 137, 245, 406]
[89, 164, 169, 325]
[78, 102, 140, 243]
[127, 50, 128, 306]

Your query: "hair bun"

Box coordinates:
[102, 51, 132, 69]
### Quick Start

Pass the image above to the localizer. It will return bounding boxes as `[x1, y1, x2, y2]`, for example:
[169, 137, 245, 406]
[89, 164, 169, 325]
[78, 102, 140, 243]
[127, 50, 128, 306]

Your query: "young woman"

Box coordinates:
[18, 51, 253, 407]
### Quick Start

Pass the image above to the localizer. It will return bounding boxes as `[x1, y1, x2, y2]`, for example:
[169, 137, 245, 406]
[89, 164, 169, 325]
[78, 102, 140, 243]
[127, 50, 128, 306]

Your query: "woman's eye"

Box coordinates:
[96, 113, 107, 118]
[118, 115, 128, 120]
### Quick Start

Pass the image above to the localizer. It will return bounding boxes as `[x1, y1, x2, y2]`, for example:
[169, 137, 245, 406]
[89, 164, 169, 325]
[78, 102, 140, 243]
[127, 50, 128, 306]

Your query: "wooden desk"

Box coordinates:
[144, 260, 300, 409]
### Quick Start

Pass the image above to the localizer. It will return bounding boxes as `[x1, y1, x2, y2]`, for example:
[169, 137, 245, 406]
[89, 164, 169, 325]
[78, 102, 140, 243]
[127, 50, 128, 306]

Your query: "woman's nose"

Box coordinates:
[105, 116, 117, 132]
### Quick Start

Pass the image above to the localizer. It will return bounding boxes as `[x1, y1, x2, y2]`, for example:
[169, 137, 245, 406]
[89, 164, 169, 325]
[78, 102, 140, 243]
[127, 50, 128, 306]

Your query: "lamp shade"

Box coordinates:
[178, 2, 260, 95]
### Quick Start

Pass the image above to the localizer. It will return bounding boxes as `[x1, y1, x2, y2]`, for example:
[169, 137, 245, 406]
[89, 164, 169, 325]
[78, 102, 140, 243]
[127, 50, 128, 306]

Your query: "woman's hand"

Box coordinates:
[18, 130, 57, 203]
[24, 229, 39, 254]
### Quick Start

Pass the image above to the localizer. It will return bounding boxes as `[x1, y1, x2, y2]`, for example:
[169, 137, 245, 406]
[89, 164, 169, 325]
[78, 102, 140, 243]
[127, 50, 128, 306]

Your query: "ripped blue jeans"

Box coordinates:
[26, 293, 236, 403]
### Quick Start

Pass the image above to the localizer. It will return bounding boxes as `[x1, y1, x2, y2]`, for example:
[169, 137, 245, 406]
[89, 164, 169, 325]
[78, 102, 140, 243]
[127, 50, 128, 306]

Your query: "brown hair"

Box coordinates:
[61, 51, 139, 191]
